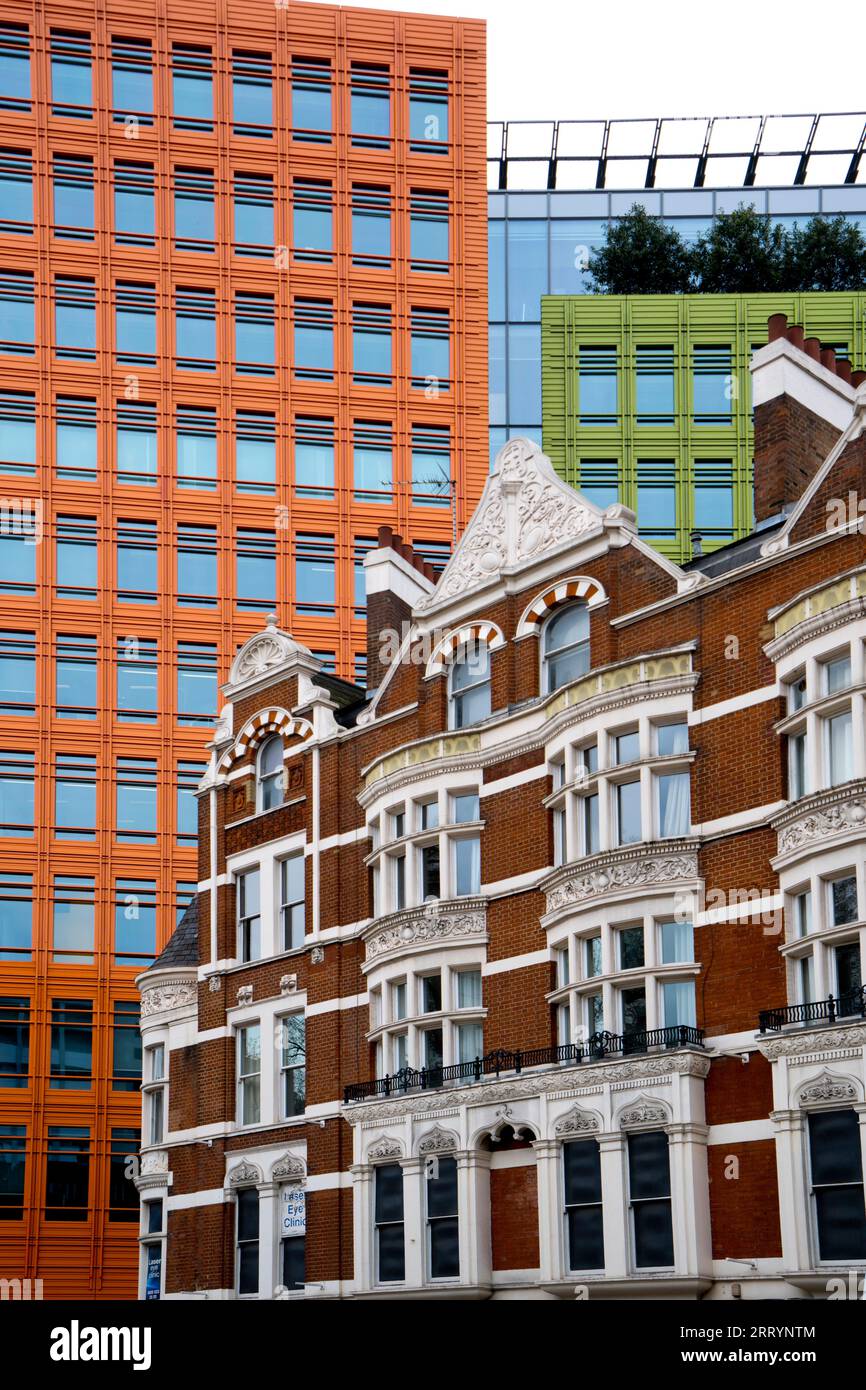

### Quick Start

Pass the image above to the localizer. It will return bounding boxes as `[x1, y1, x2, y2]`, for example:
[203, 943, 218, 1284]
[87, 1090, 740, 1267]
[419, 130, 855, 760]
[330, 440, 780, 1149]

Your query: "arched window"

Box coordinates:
[449, 642, 491, 729]
[542, 604, 589, 694]
[257, 736, 283, 811]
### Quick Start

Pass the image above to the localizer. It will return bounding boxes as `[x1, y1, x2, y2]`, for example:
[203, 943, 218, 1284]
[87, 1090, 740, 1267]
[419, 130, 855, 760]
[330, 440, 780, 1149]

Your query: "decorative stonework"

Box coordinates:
[425, 621, 506, 678]
[140, 978, 197, 1018]
[311, 946, 325, 964]
[545, 848, 698, 914]
[366, 1136, 404, 1161]
[797, 1071, 860, 1105]
[208, 976, 222, 993]
[618, 1098, 670, 1129]
[758, 1023, 866, 1061]
[554, 1105, 599, 1137]
[219, 707, 314, 773]
[228, 616, 312, 687]
[237, 985, 253, 1006]
[280, 974, 298, 995]
[344, 1051, 709, 1124]
[417, 1126, 458, 1155]
[134, 1150, 171, 1193]
[417, 438, 602, 608]
[515, 576, 607, 639]
[364, 902, 487, 965]
[228, 1161, 262, 1187]
[773, 782, 866, 857]
[272, 1153, 306, 1183]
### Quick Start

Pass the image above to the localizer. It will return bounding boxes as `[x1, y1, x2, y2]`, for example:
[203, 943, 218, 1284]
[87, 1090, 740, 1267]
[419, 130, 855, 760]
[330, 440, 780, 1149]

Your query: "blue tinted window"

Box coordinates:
[172, 45, 212, 130]
[352, 186, 391, 266]
[295, 536, 335, 614]
[54, 277, 96, 361]
[0, 25, 31, 111]
[353, 422, 392, 503]
[235, 412, 275, 494]
[507, 324, 541, 425]
[236, 529, 276, 610]
[353, 305, 392, 386]
[176, 406, 217, 488]
[693, 346, 732, 425]
[55, 635, 96, 719]
[0, 632, 35, 716]
[55, 753, 96, 839]
[488, 221, 505, 320]
[175, 288, 216, 370]
[114, 162, 154, 246]
[116, 637, 158, 721]
[351, 65, 390, 148]
[232, 51, 272, 137]
[411, 425, 450, 507]
[294, 300, 333, 380]
[177, 523, 217, 605]
[0, 149, 32, 234]
[116, 519, 157, 601]
[174, 168, 214, 252]
[638, 463, 677, 538]
[0, 272, 34, 351]
[50, 31, 91, 117]
[0, 883, 31, 960]
[0, 392, 35, 475]
[176, 643, 217, 724]
[116, 761, 157, 843]
[579, 346, 618, 425]
[410, 190, 448, 272]
[115, 282, 156, 367]
[550, 220, 605, 294]
[409, 70, 448, 154]
[234, 174, 273, 254]
[293, 180, 332, 260]
[114, 879, 156, 964]
[291, 59, 331, 140]
[0, 749, 33, 835]
[111, 38, 152, 120]
[56, 516, 97, 599]
[411, 309, 450, 390]
[235, 294, 275, 375]
[294, 418, 334, 499]
[489, 325, 506, 426]
[635, 346, 675, 424]
[507, 219, 547, 323]
[116, 401, 156, 485]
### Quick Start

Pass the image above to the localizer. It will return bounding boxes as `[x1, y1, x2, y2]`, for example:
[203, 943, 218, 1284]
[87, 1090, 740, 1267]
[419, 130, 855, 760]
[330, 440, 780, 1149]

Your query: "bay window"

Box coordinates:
[564, 1139, 604, 1271]
[627, 1131, 674, 1268]
[375, 1164, 405, 1283]
[426, 1156, 459, 1279]
[808, 1110, 866, 1261]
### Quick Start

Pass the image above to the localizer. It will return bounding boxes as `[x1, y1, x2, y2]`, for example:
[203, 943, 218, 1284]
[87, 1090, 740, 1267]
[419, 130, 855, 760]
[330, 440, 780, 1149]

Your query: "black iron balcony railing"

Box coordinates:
[759, 987, 866, 1034]
[344, 1025, 705, 1104]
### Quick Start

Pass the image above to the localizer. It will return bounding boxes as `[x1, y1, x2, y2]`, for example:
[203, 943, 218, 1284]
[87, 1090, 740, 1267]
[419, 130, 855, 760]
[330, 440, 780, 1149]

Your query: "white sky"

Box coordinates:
[334, 0, 862, 122]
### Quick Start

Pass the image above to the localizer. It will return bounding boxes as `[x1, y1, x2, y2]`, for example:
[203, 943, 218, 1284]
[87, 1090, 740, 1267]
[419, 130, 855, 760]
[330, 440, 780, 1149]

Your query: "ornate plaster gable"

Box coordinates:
[417, 439, 606, 611]
[224, 614, 321, 700]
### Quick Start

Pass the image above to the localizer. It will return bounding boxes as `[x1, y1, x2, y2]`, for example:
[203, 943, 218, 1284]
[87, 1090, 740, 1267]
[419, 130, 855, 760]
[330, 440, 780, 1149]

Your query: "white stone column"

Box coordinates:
[771, 1108, 811, 1273]
[665, 1122, 711, 1277]
[400, 1157, 425, 1287]
[257, 1181, 278, 1298]
[533, 1139, 561, 1282]
[350, 1163, 373, 1294]
[597, 1130, 628, 1278]
[457, 1149, 491, 1288]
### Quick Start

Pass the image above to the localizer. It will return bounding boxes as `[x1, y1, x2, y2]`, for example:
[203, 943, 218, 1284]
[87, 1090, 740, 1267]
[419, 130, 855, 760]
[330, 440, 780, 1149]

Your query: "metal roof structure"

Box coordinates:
[487, 113, 866, 191]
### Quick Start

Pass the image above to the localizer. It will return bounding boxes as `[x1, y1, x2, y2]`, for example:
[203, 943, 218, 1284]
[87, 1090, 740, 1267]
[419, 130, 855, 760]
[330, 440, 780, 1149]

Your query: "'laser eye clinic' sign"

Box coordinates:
[281, 1186, 306, 1236]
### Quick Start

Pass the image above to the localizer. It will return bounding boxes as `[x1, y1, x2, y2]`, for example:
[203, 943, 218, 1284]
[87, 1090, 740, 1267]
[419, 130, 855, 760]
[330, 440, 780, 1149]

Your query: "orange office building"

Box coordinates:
[0, 0, 486, 1297]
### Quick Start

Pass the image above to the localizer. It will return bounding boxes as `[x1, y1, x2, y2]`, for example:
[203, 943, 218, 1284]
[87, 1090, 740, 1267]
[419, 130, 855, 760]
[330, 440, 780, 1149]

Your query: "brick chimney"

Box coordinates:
[751, 314, 858, 524]
[364, 526, 436, 694]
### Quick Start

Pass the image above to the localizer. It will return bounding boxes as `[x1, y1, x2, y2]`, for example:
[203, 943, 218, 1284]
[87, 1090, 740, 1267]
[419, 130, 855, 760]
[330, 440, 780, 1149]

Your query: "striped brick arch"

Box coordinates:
[425, 621, 506, 678]
[219, 709, 314, 772]
[515, 577, 607, 639]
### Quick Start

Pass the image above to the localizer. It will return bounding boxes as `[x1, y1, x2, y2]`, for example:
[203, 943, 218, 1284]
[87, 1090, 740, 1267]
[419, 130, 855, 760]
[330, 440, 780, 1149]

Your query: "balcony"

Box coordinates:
[344, 1025, 705, 1103]
[759, 987, 866, 1034]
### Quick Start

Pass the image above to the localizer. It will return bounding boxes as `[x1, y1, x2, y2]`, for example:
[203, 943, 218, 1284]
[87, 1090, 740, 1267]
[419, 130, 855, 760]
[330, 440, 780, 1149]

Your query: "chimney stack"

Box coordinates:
[363, 526, 436, 694]
[751, 315, 856, 524]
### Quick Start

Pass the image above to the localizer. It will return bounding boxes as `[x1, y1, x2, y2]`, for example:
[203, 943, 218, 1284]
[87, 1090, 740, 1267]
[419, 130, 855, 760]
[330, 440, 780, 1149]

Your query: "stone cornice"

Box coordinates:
[139, 969, 198, 1019]
[541, 842, 700, 921]
[359, 659, 697, 807]
[756, 1021, 866, 1061]
[771, 781, 866, 864]
[342, 1049, 710, 1124]
[362, 900, 487, 968]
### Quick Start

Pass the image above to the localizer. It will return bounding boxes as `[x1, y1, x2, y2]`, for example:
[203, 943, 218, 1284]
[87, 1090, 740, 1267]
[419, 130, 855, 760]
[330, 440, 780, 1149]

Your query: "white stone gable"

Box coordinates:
[418, 438, 605, 609]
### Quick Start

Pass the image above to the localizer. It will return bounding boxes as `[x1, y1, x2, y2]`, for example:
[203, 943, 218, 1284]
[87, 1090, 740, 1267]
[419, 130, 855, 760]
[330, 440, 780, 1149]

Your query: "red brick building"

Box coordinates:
[137, 317, 866, 1299]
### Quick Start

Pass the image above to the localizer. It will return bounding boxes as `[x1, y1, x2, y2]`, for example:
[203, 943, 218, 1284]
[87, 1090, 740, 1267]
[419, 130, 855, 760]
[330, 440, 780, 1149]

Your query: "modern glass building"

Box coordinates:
[540, 291, 866, 562]
[488, 114, 866, 464]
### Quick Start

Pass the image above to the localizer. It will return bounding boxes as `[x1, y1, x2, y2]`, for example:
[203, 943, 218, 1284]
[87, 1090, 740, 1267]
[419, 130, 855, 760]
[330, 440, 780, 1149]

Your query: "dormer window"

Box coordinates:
[542, 604, 589, 694]
[257, 735, 283, 811]
[449, 642, 490, 729]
